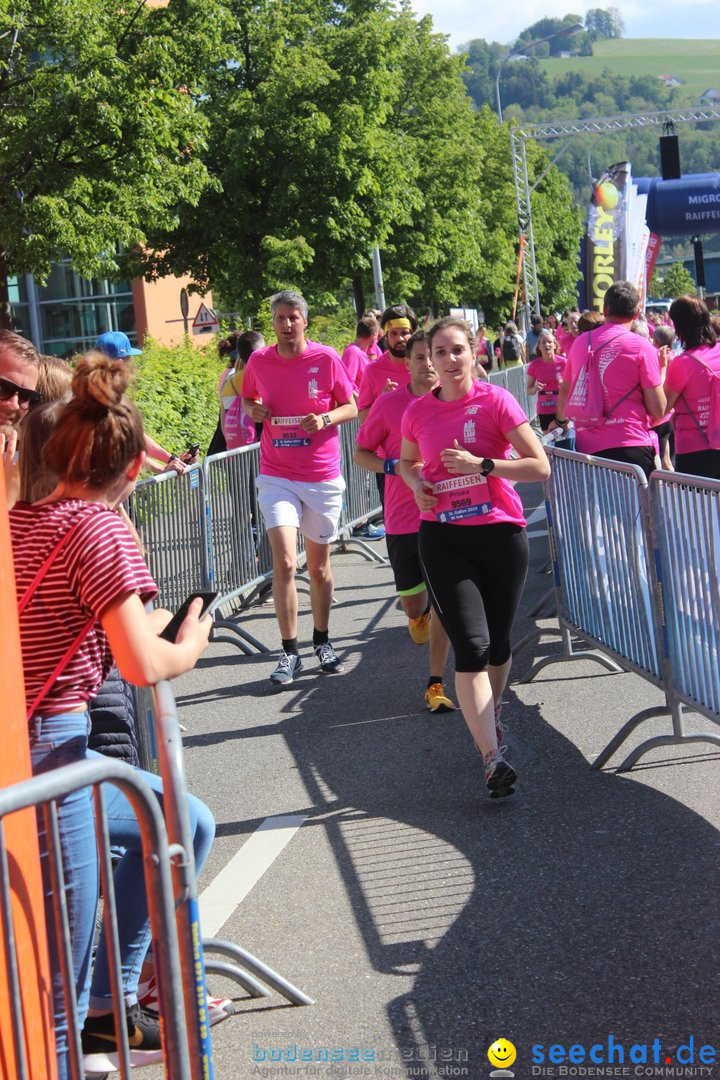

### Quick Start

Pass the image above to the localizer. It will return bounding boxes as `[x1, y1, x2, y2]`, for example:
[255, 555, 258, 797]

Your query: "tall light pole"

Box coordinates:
[495, 23, 583, 124]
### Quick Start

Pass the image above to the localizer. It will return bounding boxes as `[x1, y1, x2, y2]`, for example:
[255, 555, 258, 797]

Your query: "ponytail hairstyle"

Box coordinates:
[45, 351, 145, 490]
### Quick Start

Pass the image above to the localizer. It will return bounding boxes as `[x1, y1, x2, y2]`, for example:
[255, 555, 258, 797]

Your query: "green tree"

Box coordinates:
[660, 262, 696, 298]
[139, 0, 582, 323]
[0, 0, 219, 297]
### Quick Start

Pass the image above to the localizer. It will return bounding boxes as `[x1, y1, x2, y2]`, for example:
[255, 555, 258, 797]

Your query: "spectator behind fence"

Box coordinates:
[220, 330, 265, 449]
[36, 353, 73, 402]
[94, 330, 196, 475]
[399, 317, 550, 799]
[0, 329, 41, 504]
[242, 289, 357, 686]
[664, 295, 720, 479]
[499, 320, 524, 368]
[9, 353, 214, 1078]
[524, 313, 544, 362]
[207, 331, 240, 456]
[556, 281, 667, 480]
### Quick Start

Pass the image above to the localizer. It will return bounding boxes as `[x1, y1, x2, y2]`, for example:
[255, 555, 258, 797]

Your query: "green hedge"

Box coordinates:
[130, 335, 225, 456]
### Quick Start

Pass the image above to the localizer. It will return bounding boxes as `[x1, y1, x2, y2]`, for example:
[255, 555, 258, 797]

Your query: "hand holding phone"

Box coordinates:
[159, 591, 218, 642]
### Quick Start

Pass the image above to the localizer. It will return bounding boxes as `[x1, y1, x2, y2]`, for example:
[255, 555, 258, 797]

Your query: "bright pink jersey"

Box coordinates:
[357, 385, 422, 535]
[357, 350, 411, 413]
[243, 341, 354, 482]
[401, 381, 529, 527]
[556, 328, 577, 356]
[341, 343, 369, 395]
[664, 343, 720, 453]
[527, 356, 567, 414]
[563, 324, 662, 454]
[10, 500, 157, 717]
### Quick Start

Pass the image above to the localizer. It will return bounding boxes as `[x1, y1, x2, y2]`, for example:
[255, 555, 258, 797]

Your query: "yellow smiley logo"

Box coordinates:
[488, 1040, 517, 1069]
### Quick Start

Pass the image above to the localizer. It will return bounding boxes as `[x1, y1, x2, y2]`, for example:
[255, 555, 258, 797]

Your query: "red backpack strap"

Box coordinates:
[18, 511, 93, 616]
[18, 508, 99, 719]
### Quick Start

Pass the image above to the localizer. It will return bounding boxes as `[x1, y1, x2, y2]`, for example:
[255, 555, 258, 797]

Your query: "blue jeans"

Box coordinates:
[30, 713, 216, 1079]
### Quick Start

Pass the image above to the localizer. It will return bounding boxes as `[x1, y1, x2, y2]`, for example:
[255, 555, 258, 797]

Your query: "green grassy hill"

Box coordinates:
[538, 38, 720, 105]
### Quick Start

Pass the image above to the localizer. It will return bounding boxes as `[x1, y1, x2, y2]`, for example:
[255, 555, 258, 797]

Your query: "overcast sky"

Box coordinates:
[407, 0, 713, 49]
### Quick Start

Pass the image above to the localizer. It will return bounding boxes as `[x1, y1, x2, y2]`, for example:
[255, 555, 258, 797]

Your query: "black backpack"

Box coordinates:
[502, 334, 522, 363]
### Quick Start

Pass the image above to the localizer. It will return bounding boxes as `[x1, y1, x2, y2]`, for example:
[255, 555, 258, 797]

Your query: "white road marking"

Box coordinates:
[199, 813, 307, 936]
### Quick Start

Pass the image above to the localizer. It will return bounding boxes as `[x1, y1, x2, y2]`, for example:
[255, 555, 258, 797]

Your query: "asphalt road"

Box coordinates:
[140, 479, 720, 1080]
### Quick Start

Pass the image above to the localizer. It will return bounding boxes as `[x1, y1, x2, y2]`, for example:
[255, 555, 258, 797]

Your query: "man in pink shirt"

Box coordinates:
[357, 304, 417, 423]
[556, 281, 666, 479]
[354, 330, 456, 714]
[341, 314, 380, 397]
[242, 290, 357, 685]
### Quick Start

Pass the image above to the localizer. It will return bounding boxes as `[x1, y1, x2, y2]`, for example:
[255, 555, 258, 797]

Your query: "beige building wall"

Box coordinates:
[133, 276, 215, 348]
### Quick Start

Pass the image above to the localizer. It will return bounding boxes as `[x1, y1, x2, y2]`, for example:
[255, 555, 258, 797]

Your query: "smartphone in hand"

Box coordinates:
[159, 591, 218, 642]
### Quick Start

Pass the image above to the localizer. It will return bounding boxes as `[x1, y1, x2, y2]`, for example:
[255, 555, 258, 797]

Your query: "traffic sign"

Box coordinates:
[192, 302, 220, 335]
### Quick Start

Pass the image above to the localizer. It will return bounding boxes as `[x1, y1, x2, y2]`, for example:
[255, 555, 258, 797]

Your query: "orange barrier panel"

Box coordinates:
[0, 465, 57, 1078]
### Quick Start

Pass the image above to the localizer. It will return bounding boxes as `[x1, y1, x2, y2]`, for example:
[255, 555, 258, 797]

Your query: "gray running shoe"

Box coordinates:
[483, 747, 517, 799]
[314, 641, 344, 673]
[270, 651, 303, 685]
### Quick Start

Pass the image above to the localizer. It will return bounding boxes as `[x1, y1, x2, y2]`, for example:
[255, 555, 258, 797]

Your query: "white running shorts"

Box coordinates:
[256, 474, 346, 545]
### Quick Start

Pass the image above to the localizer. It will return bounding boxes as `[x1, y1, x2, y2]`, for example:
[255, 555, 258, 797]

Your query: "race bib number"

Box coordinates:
[538, 388, 559, 410]
[433, 473, 492, 523]
[271, 415, 311, 448]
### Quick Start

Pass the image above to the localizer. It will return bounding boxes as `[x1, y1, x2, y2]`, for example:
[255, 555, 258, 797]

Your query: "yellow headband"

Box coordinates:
[384, 318, 412, 331]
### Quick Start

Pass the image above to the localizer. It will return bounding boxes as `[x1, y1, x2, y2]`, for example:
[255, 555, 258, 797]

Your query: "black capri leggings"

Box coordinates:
[418, 521, 529, 672]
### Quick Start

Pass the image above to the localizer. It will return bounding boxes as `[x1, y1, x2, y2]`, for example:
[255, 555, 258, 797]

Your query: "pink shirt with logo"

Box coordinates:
[527, 356, 567, 414]
[243, 340, 354, 482]
[401, 381, 528, 527]
[556, 328, 577, 356]
[357, 385, 422, 535]
[340, 343, 369, 395]
[564, 324, 662, 454]
[664, 342, 720, 454]
[357, 351, 411, 413]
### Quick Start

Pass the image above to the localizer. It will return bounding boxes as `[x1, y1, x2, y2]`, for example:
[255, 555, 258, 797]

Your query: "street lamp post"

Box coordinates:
[495, 23, 583, 123]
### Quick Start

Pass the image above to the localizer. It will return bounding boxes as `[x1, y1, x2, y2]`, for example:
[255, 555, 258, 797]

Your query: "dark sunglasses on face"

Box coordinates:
[0, 376, 43, 408]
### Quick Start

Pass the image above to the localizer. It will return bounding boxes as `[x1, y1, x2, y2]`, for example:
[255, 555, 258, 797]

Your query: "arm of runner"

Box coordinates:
[440, 425, 550, 483]
[242, 397, 271, 423]
[551, 378, 572, 429]
[642, 384, 667, 421]
[300, 399, 357, 433]
[102, 593, 212, 686]
[398, 436, 437, 510]
[353, 447, 386, 474]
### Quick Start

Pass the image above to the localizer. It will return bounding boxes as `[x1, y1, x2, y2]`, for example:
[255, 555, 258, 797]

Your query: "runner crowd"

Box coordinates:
[2, 279, 720, 1075]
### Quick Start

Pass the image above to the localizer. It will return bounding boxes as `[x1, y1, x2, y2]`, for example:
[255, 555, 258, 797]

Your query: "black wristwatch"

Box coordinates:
[480, 458, 495, 477]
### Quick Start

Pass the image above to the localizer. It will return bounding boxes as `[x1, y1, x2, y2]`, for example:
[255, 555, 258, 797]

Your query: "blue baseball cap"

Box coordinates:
[94, 331, 142, 359]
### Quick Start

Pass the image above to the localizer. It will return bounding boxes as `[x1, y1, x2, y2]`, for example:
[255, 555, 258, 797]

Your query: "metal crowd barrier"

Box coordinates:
[127, 466, 209, 610]
[336, 417, 388, 565]
[527, 449, 720, 770]
[488, 363, 538, 423]
[149, 680, 313, 1072]
[0, 758, 191, 1080]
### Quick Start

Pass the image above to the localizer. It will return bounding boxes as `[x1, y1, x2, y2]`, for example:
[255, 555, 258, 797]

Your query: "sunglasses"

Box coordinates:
[0, 376, 43, 408]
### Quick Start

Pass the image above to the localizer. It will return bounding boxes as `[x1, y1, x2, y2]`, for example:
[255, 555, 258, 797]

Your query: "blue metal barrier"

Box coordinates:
[529, 452, 720, 771]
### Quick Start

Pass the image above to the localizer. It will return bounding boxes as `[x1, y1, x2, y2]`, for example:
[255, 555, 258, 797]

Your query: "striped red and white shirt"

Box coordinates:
[10, 499, 157, 717]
